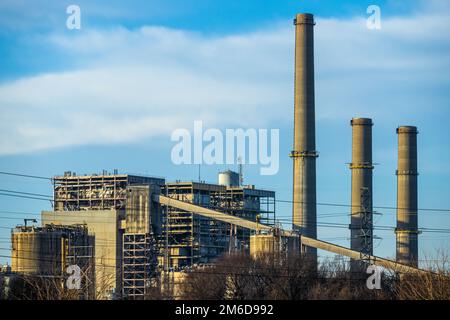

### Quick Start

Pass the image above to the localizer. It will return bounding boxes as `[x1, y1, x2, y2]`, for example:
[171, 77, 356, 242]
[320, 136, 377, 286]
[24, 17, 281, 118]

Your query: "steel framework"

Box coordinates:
[122, 233, 158, 299]
[53, 172, 164, 211]
[158, 182, 276, 269]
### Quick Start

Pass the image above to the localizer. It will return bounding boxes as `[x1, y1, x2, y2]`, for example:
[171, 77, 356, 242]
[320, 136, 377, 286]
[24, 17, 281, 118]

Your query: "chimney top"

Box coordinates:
[294, 13, 315, 25]
[351, 118, 373, 126]
[397, 126, 418, 134]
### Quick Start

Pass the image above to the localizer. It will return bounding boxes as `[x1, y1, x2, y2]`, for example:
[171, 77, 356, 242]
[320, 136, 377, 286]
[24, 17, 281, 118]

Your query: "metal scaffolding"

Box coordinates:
[122, 233, 158, 299]
[66, 231, 95, 300]
[158, 182, 276, 270]
[53, 172, 164, 211]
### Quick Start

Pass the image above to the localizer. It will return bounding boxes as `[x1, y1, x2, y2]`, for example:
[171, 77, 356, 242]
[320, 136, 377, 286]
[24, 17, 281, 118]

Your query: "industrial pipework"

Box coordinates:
[349, 118, 374, 272]
[290, 13, 318, 260]
[396, 126, 419, 267]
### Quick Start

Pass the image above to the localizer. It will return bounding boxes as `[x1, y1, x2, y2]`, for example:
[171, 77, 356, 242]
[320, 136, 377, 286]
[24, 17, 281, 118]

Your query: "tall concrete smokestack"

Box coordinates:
[396, 126, 419, 267]
[349, 118, 374, 272]
[291, 13, 317, 260]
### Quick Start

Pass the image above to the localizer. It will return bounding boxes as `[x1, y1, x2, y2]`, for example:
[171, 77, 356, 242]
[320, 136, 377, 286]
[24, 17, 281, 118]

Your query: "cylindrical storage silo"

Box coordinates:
[218, 170, 240, 187]
[250, 234, 280, 258]
[11, 229, 41, 274]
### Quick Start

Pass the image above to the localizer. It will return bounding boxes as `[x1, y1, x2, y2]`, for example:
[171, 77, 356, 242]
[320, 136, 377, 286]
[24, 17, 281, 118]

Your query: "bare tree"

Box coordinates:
[394, 249, 450, 300]
[176, 252, 404, 300]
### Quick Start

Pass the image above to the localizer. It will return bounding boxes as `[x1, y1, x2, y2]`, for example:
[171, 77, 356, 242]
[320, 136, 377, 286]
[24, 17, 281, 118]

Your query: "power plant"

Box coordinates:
[7, 13, 427, 300]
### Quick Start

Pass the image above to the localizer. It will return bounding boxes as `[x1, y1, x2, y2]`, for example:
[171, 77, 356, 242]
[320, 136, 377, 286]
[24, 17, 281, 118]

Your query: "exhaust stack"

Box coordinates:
[291, 13, 318, 259]
[349, 118, 374, 272]
[396, 126, 419, 267]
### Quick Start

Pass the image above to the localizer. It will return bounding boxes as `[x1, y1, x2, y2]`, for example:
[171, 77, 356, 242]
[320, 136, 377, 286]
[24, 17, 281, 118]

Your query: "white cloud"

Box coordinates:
[0, 4, 449, 155]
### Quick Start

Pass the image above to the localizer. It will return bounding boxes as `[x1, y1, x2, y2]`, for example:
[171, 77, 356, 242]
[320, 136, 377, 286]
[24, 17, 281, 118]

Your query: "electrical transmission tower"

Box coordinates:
[358, 187, 373, 269]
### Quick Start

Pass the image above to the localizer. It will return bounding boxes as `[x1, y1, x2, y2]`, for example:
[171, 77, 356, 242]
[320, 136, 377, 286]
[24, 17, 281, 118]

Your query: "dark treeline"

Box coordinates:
[1, 250, 449, 300]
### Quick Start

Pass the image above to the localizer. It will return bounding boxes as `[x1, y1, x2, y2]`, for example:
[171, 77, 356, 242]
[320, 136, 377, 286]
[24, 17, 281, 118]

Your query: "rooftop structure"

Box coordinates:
[53, 172, 164, 211]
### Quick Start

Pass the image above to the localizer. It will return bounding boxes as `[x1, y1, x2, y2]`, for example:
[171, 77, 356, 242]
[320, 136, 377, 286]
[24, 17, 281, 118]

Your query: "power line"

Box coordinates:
[0, 171, 52, 181]
[0, 254, 118, 270]
[0, 210, 448, 234]
[0, 247, 118, 264]
[2, 188, 448, 215]
[1, 168, 449, 213]
[0, 210, 41, 216]
[0, 188, 52, 198]
[276, 199, 450, 213]
[0, 193, 53, 202]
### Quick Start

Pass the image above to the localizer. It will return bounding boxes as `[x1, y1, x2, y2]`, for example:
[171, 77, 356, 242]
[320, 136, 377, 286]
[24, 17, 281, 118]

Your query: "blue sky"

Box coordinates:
[0, 0, 449, 266]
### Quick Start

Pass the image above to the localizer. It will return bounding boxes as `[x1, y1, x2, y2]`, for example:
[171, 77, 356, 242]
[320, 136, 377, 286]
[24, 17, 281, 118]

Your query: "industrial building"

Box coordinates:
[161, 173, 275, 269]
[10, 170, 275, 299]
[11, 224, 92, 275]
[8, 12, 426, 300]
[40, 172, 164, 299]
[11, 224, 94, 298]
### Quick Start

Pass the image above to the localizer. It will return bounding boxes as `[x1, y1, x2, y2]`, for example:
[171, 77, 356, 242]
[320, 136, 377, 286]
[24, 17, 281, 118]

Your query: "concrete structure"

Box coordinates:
[47, 172, 164, 299]
[396, 126, 419, 267]
[250, 234, 281, 258]
[299, 236, 429, 275]
[250, 233, 299, 258]
[11, 224, 91, 276]
[290, 13, 318, 260]
[42, 210, 123, 299]
[122, 184, 160, 299]
[349, 118, 374, 272]
[125, 184, 162, 235]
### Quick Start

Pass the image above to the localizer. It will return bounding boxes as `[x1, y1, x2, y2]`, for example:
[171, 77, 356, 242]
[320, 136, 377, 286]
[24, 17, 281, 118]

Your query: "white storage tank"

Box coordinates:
[218, 170, 240, 187]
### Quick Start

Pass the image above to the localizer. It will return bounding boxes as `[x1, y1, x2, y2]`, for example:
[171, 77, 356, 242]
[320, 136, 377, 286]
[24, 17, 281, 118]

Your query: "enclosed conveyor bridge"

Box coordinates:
[154, 195, 430, 275]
